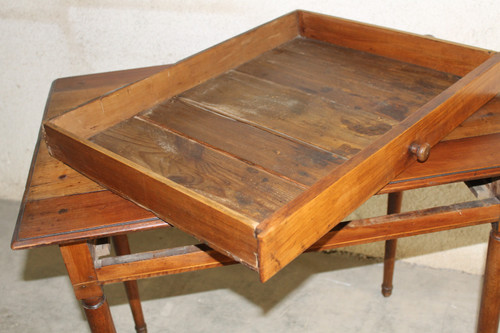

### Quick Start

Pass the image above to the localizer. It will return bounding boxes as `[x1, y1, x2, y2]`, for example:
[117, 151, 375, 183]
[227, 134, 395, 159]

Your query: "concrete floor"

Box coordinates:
[3, 199, 490, 333]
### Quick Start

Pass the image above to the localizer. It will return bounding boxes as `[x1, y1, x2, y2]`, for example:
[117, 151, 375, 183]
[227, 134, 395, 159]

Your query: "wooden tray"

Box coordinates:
[43, 10, 500, 281]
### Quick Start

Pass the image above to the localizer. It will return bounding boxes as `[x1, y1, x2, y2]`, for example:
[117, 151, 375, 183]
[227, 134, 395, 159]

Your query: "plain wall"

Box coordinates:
[1, 1, 498, 273]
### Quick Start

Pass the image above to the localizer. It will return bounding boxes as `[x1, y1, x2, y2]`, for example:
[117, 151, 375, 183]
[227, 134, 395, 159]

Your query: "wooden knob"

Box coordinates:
[409, 142, 431, 162]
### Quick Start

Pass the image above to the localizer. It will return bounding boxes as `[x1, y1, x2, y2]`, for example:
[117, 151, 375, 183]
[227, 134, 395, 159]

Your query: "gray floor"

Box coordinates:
[2, 199, 489, 332]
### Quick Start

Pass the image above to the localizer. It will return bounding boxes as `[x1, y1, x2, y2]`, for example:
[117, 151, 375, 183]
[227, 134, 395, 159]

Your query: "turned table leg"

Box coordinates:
[382, 191, 403, 297]
[60, 242, 116, 333]
[477, 222, 500, 333]
[112, 235, 148, 333]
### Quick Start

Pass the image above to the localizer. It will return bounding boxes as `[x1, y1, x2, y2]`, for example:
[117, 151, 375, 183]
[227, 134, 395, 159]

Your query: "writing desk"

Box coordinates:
[12, 65, 500, 332]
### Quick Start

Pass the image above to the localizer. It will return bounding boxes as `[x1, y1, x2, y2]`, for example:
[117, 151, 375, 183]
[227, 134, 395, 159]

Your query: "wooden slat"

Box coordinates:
[95, 198, 500, 284]
[140, 98, 344, 187]
[256, 53, 500, 281]
[49, 12, 299, 138]
[311, 198, 500, 250]
[281, 38, 460, 93]
[237, 38, 458, 121]
[90, 117, 304, 221]
[96, 245, 234, 284]
[298, 10, 494, 76]
[181, 70, 396, 157]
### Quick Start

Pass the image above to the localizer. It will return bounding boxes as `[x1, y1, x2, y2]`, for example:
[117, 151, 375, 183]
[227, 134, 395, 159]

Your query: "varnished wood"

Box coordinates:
[13, 190, 164, 250]
[409, 142, 431, 162]
[442, 93, 500, 141]
[96, 244, 235, 284]
[237, 38, 458, 122]
[477, 222, 500, 333]
[44, 123, 260, 268]
[60, 242, 116, 333]
[112, 235, 147, 333]
[81, 295, 116, 333]
[382, 192, 403, 297]
[298, 10, 493, 76]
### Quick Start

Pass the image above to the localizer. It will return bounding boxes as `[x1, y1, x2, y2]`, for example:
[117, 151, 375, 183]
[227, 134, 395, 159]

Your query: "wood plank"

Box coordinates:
[47, 65, 170, 119]
[49, 12, 299, 138]
[382, 133, 500, 193]
[256, 52, 500, 282]
[95, 198, 500, 284]
[181, 70, 396, 157]
[44, 124, 261, 268]
[281, 38, 460, 93]
[90, 117, 304, 221]
[237, 38, 458, 121]
[140, 98, 344, 187]
[298, 10, 494, 76]
[12, 190, 162, 250]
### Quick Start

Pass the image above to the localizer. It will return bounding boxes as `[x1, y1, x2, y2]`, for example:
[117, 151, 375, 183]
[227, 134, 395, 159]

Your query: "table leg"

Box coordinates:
[60, 242, 116, 333]
[112, 235, 148, 333]
[382, 191, 403, 297]
[477, 222, 500, 333]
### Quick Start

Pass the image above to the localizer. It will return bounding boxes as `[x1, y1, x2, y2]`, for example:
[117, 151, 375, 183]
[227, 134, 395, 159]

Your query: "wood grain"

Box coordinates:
[90, 117, 304, 221]
[298, 10, 493, 76]
[182, 70, 395, 157]
[140, 98, 344, 187]
[13, 190, 163, 250]
[237, 38, 458, 121]
[44, 123, 260, 268]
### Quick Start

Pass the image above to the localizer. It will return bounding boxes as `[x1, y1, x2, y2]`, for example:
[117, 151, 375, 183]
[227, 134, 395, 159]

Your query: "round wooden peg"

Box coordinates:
[409, 142, 431, 162]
